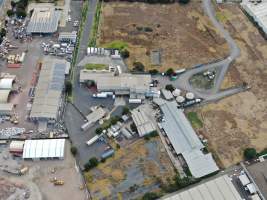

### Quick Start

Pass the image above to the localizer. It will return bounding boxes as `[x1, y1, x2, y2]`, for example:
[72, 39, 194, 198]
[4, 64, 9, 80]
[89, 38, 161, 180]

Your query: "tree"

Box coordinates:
[165, 84, 175, 92]
[244, 148, 257, 160]
[95, 127, 103, 135]
[120, 49, 129, 59]
[0, 28, 6, 38]
[110, 116, 120, 125]
[165, 68, 174, 76]
[65, 80, 72, 95]
[133, 62, 145, 72]
[11, 1, 16, 8]
[179, 0, 190, 4]
[16, 9, 27, 18]
[142, 192, 160, 200]
[84, 157, 99, 171]
[88, 157, 99, 167]
[122, 106, 130, 115]
[149, 69, 158, 75]
[70, 146, 78, 156]
[6, 10, 14, 17]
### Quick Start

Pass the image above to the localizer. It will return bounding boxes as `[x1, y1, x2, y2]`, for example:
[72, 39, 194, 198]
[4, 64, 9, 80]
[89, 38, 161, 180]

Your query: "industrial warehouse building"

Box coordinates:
[26, 7, 61, 34]
[30, 58, 66, 125]
[0, 73, 16, 115]
[22, 139, 65, 160]
[241, 0, 267, 36]
[79, 70, 151, 98]
[161, 175, 243, 200]
[131, 107, 156, 137]
[157, 100, 218, 178]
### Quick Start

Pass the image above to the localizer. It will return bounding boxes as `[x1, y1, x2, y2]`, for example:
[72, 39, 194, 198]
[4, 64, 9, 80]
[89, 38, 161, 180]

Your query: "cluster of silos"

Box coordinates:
[172, 88, 195, 104]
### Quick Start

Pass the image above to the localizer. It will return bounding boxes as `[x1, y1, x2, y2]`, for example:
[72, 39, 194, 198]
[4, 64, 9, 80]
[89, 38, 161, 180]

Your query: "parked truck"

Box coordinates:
[86, 135, 101, 146]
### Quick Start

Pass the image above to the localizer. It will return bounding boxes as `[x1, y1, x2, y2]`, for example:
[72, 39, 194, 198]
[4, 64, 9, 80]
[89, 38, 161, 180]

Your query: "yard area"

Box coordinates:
[84, 137, 176, 200]
[196, 4, 267, 167]
[98, 1, 228, 71]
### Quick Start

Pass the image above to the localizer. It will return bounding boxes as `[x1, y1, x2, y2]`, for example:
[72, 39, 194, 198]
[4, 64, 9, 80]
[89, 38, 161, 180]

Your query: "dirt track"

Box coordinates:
[198, 4, 267, 167]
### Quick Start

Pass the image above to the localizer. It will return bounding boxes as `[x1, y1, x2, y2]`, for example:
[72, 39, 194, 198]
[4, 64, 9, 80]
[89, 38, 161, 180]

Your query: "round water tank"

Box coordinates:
[176, 96, 185, 103]
[172, 89, 181, 97]
[186, 92, 195, 100]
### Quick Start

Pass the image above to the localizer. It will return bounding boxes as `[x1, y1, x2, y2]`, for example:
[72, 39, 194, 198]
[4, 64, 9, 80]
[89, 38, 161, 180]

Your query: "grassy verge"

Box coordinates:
[88, 0, 102, 47]
[187, 112, 203, 129]
[85, 63, 107, 70]
[102, 40, 128, 51]
[67, 1, 89, 102]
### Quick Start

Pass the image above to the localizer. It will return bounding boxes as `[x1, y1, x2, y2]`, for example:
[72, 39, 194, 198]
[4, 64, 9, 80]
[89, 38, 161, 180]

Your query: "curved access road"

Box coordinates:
[175, 0, 241, 100]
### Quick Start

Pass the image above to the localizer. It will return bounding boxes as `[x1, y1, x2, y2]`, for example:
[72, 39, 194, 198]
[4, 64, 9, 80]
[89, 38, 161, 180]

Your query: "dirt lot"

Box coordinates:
[195, 4, 267, 168]
[85, 137, 175, 200]
[98, 1, 228, 71]
[0, 141, 86, 200]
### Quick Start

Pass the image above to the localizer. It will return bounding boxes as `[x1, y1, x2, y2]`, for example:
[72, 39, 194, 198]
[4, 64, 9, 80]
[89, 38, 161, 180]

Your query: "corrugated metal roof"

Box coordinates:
[22, 139, 65, 159]
[79, 70, 151, 94]
[131, 107, 156, 137]
[30, 58, 66, 120]
[159, 101, 218, 178]
[26, 8, 61, 33]
[241, 1, 267, 35]
[86, 107, 106, 125]
[162, 175, 242, 200]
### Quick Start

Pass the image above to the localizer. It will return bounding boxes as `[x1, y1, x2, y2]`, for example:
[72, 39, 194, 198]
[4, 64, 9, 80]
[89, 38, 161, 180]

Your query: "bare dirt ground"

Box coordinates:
[85, 137, 175, 200]
[0, 141, 86, 200]
[98, 1, 228, 71]
[197, 4, 267, 168]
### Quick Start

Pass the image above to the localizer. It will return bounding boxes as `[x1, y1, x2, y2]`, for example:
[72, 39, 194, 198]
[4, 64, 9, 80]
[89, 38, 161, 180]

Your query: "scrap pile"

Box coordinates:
[0, 127, 25, 138]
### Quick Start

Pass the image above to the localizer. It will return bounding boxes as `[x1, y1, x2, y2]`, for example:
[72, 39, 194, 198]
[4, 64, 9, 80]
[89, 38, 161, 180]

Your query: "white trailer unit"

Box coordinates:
[93, 93, 108, 98]
[86, 135, 101, 146]
[81, 122, 91, 131]
[129, 99, 142, 104]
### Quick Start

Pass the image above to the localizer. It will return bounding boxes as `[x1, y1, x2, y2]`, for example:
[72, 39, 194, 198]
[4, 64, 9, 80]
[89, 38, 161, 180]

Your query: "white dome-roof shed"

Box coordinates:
[0, 78, 13, 89]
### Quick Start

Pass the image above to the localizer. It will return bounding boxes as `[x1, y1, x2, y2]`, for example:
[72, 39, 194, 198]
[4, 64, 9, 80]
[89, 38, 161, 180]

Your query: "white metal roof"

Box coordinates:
[27, 7, 61, 33]
[86, 107, 106, 125]
[131, 107, 156, 137]
[23, 139, 65, 159]
[0, 90, 11, 103]
[161, 89, 174, 100]
[239, 174, 250, 186]
[159, 101, 218, 178]
[30, 58, 66, 120]
[0, 78, 13, 89]
[161, 175, 242, 200]
[79, 70, 151, 94]
[0, 103, 13, 112]
[241, 1, 267, 35]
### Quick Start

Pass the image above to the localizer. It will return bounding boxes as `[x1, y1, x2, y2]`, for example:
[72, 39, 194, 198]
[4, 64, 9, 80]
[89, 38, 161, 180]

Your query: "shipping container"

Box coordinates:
[101, 149, 114, 160]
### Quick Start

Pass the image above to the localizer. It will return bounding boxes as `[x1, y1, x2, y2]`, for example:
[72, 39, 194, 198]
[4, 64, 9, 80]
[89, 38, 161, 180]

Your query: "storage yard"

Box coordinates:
[196, 3, 267, 167]
[0, 141, 86, 200]
[98, 2, 229, 71]
[85, 137, 176, 200]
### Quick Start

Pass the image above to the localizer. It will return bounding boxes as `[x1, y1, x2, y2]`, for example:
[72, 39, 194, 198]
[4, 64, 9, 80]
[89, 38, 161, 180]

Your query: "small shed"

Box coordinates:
[9, 140, 25, 153]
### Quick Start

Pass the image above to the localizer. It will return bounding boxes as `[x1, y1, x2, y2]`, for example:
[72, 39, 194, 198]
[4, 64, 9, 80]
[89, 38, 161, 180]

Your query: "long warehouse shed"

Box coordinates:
[161, 175, 243, 200]
[30, 58, 66, 124]
[159, 100, 218, 178]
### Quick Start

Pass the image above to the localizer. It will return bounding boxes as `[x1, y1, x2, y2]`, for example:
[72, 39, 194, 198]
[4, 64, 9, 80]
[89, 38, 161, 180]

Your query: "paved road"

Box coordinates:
[175, 0, 242, 100]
